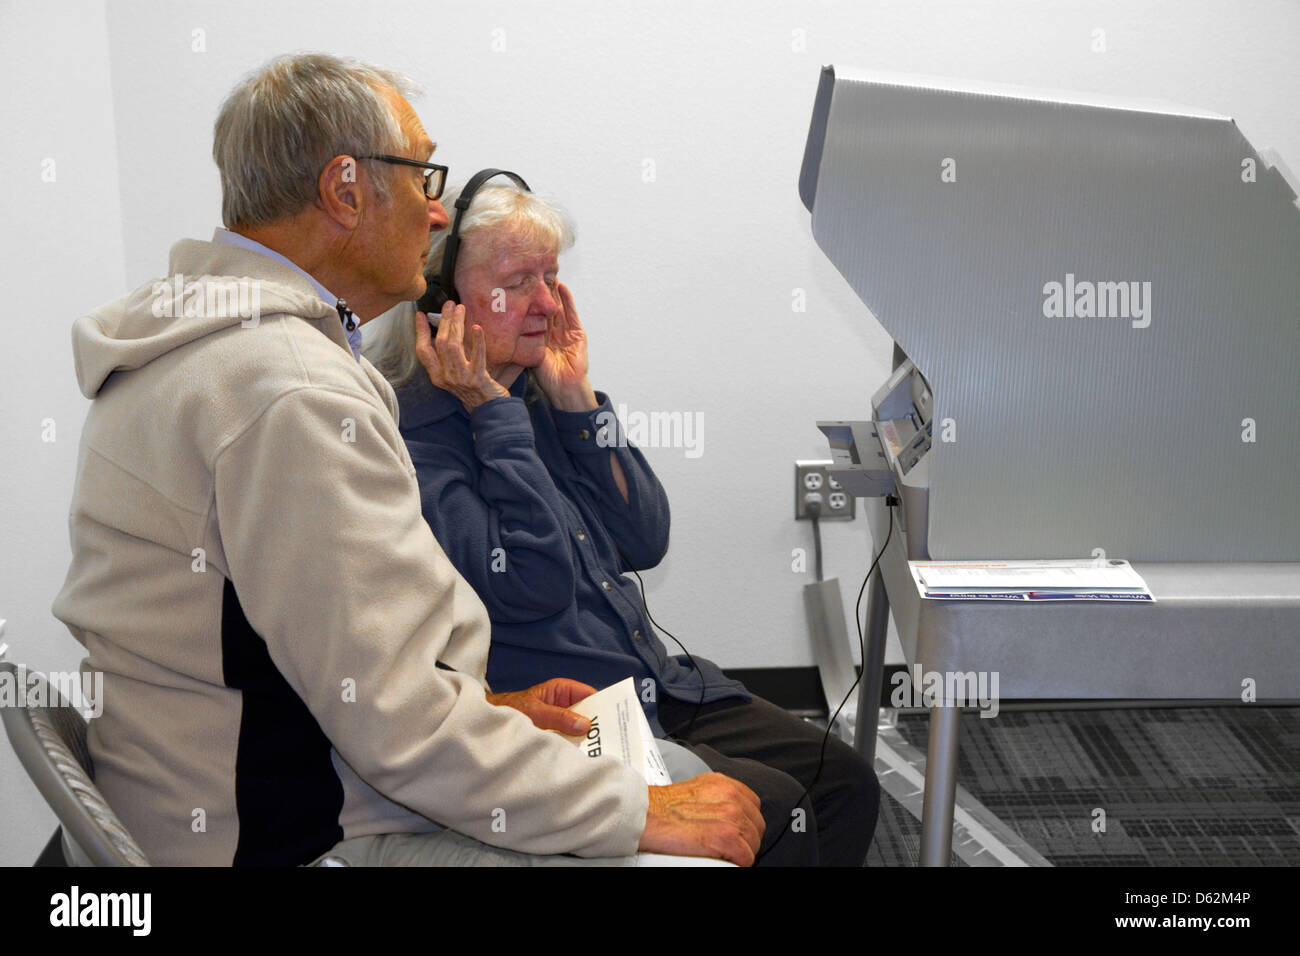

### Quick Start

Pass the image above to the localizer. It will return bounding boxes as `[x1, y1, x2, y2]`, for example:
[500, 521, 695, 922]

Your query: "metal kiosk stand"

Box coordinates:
[799, 66, 1300, 866]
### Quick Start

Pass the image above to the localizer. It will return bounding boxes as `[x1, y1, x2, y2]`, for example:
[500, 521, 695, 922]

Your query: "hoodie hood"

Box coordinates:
[72, 238, 342, 398]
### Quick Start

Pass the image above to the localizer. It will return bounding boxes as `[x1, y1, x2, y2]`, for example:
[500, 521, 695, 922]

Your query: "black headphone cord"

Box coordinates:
[620, 502, 895, 865]
[752, 503, 894, 864]
[620, 556, 709, 740]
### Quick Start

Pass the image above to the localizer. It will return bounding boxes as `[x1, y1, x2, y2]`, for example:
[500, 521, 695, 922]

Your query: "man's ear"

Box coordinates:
[317, 154, 365, 229]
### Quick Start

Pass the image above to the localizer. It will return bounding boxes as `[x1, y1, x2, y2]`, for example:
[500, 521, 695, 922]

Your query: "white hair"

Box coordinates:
[365, 181, 575, 389]
[213, 52, 420, 228]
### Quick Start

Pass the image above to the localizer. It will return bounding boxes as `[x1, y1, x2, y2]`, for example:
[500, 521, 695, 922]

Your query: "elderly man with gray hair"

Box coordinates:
[52, 52, 762, 867]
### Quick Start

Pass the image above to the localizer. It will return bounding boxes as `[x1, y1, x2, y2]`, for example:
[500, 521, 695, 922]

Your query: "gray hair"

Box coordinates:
[213, 52, 420, 228]
[365, 181, 575, 389]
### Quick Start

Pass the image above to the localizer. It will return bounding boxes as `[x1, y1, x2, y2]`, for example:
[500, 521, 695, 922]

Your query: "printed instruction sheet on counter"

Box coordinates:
[909, 559, 1155, 602]
[564, 677, 672, 785]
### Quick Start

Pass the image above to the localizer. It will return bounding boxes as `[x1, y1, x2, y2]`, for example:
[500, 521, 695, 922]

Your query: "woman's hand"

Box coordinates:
[415, 300, 510, 412]
[536, 282, 598, 411]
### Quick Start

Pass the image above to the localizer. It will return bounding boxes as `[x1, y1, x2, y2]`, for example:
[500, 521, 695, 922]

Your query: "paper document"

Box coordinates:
[563, 677, 672, 785]
[909, 559, 1155, 602]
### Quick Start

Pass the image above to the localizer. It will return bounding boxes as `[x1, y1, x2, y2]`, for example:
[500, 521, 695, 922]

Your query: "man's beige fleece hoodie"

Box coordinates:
[51, 237, 647, 865]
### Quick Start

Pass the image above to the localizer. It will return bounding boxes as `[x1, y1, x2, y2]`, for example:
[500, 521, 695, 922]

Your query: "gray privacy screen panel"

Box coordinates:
[804, 66, 1300, 562]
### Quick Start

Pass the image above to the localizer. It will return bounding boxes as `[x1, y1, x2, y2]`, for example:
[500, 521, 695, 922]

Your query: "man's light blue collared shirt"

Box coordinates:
[213, 228, 362, 361]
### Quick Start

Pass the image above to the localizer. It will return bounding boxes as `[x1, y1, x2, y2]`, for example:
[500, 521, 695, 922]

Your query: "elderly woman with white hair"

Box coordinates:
[366, 178, 878, 866]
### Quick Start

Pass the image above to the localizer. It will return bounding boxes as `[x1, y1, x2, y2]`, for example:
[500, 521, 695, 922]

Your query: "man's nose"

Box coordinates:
[429, 199, 450, 232]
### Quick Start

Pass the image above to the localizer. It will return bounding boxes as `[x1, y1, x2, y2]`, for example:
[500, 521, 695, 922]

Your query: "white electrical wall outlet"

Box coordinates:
[795, 460, 855, 520]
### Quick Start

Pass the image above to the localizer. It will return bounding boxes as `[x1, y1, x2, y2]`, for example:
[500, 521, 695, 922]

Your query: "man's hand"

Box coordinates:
[415, 301, 510, 412]
[485, 677, 597, 736]
[640, 772, 765, 866]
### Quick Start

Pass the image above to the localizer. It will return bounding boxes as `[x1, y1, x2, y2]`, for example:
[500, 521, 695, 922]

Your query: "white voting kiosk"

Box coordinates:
[799, 66, 1300, 865]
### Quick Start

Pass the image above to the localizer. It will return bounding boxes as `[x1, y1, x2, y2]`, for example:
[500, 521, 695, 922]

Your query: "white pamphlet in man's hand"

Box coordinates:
[562, 677, 672, 786]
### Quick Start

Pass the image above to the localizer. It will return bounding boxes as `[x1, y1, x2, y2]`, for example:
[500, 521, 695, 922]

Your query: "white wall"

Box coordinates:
[0, 0, 128, 867]
[1, 0, 1296, 865]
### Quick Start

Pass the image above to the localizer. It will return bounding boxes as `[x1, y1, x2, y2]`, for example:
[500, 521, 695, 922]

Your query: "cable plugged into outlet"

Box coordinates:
[795, 460, 855, 520]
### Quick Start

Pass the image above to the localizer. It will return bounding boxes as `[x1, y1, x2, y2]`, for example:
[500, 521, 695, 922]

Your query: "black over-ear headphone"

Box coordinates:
[416, 168, 532, 316]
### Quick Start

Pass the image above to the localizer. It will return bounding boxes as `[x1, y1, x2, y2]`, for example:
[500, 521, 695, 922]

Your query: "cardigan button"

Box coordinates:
[578, 428, 590, 440]
[633, 629, 642, 642]
[601, 580, 612, 592]
[575, 529, 586, 541]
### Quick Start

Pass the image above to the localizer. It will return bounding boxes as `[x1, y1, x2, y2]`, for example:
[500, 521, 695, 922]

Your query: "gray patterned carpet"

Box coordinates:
[865, 704, 1300, 866]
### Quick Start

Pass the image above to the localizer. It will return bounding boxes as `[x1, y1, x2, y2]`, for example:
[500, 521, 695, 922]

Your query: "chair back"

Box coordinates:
[0, 659, 149, 866]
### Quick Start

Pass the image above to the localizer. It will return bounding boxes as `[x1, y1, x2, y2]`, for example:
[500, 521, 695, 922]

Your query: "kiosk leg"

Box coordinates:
[854, 568, 890, 766]
[919, 702, 961, 866]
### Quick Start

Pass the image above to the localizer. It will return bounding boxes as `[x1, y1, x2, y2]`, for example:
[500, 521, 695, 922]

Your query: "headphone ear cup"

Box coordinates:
[417, 281, 449, 315]
[418, 169, 529, 317]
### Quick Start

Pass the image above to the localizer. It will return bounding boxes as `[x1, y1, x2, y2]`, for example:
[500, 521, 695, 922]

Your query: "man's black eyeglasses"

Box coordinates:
[360, 155, 448, 201]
